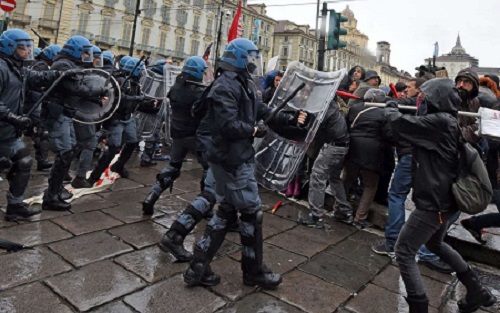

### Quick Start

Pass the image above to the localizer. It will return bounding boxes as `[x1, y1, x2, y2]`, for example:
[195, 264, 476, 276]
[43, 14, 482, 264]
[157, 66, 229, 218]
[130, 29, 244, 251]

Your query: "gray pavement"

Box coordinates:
[0, 151, 499, 313]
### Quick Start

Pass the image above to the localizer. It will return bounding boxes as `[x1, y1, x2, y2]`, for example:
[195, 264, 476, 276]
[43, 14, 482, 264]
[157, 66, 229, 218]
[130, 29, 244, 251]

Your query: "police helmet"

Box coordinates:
[41, 45, 62, 61]
[102, 51, 114, 64]
[34, 47, 42, 57]
[0, 28, 34, 61]
[123, 57, 145, 78]
[119, 55, 132, 70]
[182, 56, 207, 80]
[220, 38, 262, 76]
[152, 59, 166, 75]
[62, 35, 92, 59]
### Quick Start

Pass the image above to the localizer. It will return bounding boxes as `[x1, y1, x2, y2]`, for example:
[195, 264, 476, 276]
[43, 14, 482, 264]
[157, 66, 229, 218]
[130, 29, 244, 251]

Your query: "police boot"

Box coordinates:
[241, 211, 282, 288]
[5, 203, 41, 221]
[141, 146, 157, 167]
[456, 267, 497, 312]
[43, 152, 72, 211]
[35, 137, 53, 171]
[155, 164, 181, 194]
[159, 202, 207, 261]
[183, 203, 235, 286]
[142, 191, 159, 216]
[110, 143, 137, 179]
[405, 295, 429, 313]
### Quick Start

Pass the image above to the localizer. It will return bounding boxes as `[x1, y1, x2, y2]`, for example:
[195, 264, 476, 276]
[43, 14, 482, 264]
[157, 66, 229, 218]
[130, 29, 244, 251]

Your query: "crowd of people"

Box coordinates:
[0, 27, 498, 312]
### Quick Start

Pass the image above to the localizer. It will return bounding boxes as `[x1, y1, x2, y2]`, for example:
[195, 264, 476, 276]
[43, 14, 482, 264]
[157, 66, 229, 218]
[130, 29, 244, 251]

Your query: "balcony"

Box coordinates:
[94, 35, 116, 46]
[10, 12, 31, 25]
[156, 47, 173, 57]
[192, 25, 199, 33]
[71, 29, 95, 40]
[116, 39, 133, 48]
[104, 0, 116, 7]
[172, 50, 187, 59]
[136, 44, 154, 52]
[38, 18, 58, 30]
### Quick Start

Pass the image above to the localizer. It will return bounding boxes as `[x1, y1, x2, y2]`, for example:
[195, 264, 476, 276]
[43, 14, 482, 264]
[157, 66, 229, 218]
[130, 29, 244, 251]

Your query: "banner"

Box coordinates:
[227, 0, 242, 43]
[253, 19, 261, 44]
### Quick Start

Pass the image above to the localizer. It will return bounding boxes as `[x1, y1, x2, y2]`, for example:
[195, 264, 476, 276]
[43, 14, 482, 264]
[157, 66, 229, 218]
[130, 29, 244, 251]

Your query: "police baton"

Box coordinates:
[265, 82, 306, 124]
[26, 71, 69, 117]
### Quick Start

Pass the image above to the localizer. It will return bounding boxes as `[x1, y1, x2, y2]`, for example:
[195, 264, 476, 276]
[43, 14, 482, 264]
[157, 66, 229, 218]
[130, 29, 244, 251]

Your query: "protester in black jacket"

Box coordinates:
[387, 78, 496, 312]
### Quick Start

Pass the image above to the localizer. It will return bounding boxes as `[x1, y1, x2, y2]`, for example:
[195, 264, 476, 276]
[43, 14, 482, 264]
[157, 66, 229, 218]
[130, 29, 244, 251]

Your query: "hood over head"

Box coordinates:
[420, 78, 460, 116]
[455, 68, 479, 98]
[348, 65, 365, 79]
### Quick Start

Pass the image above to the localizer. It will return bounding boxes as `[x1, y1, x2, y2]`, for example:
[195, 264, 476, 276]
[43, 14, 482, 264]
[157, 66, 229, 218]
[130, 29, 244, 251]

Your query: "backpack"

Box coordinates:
[452, 134, 492, 215]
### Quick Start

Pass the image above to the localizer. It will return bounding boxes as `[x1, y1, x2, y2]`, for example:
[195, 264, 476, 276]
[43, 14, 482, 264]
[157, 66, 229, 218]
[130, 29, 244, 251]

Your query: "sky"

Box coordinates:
[254, 0, 500, 74]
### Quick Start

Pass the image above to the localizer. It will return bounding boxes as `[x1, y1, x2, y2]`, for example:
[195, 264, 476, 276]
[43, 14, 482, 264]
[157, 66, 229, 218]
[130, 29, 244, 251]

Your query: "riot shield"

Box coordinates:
[254, 61, 346, 191]
[162, 64, 183, 146]
[73, 69, 121, 125]
[140, 68, 167, 99]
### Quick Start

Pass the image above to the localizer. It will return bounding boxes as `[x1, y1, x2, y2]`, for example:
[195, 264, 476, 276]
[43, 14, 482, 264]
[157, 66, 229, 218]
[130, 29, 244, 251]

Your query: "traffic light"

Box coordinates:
[327, 10, 348, 50]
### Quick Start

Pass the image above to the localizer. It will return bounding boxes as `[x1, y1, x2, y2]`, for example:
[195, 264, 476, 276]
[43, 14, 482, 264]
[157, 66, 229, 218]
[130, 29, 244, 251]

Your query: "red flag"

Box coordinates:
[203, 42, 213, 61]
[228, 1, 242, 43]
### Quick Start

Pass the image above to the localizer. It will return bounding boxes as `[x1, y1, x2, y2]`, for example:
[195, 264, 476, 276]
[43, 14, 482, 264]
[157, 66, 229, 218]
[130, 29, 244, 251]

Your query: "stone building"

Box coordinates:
[272, 20, 317, 71]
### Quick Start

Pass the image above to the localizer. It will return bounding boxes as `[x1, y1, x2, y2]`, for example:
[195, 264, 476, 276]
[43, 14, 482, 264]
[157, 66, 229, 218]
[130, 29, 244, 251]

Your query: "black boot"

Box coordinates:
[110, 142, 137, 178]
[241, 211, 282, 288]
[43, 152, 73, 211]
[35, 139, 53, 171]
[37, 160, 53, 171]
[71, 176, 92, 189]
[142, 192, 159, 215]
[59, 187, 73, 201]
[183, 203, 234, 286]
[5, 203, 41, 221]
[405, 295, 429, 313]
[456, 267, 497, 312]
[159, 221, 194, 261]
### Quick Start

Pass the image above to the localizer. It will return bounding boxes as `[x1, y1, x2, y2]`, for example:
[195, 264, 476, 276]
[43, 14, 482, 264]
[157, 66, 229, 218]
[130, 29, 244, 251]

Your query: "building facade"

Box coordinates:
[272, 20, 317, 71]
[5, 0, 276, 66]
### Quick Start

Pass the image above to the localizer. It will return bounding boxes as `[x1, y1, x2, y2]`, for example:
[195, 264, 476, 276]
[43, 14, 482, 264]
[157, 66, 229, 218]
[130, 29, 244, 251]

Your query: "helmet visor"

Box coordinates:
[93, 53, 103, 68]
[247, 50, 263, 77]
[15, 39, 34, 61]
[82, 45, 94, 63]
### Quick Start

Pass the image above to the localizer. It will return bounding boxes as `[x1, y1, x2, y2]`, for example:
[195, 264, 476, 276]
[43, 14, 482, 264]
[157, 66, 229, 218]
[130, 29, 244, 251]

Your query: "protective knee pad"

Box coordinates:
[156, 166, 181, 190]
[7, 148, 32, 179]
[200, 191, 216, 209]
[216, 202, 238, 227]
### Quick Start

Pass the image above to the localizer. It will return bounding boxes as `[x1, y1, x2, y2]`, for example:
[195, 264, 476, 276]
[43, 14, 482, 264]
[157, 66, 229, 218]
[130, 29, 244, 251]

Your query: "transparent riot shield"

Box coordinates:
[140, 68, 167, 99]
[254, 61, 346, 191]
[162, 64, 183, 146]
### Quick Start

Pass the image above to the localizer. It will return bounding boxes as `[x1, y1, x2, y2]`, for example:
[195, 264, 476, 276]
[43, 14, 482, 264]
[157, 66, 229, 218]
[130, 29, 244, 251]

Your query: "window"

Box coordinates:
[175, 36, 185, 53]
[176, 10, 188, 26]
[159, 31, 167, 49]
[101, 16, 112, 38]
[193, 15, 200, 32]
[300, 38, 304, 45]
[16, 0, 27, 13]
[284, 36, 288, 42]
[144, 0, 156, 18]
[190, 40, 199, 55]
[124, 0, 135, 14]
[141, 28, 151, 45]
[193, 0, 203, 8]
[264, 37, 268, 47]
[282, 47, 288, 57]
[206, 18, 213, 35]
[266, 24, 270, 32]
[105, 0, 115, 7]
[161, 5, 170, 23]
[43, 3, 55, 20]
[123, 23, 132, 41]
[77, 11, 90, 31]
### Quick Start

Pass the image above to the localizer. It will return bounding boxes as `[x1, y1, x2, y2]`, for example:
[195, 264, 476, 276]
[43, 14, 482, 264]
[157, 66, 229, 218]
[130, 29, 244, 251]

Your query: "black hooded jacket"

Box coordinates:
[387, 78, 461, 213]
[338, 65, 365, 93]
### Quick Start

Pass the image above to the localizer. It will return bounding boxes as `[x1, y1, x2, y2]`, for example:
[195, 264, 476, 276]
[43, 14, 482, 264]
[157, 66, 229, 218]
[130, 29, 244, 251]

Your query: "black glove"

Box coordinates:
[253, 121, 268, 138]
[386, 100, 399, 109]
[5, 112, 32, 129]
[99, 86, 111, 97]
[64, 68, 85, 77]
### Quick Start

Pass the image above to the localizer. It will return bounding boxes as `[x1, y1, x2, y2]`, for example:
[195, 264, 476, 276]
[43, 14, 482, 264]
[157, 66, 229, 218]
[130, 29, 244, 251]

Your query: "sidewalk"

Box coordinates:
[0, 154, 498, 313]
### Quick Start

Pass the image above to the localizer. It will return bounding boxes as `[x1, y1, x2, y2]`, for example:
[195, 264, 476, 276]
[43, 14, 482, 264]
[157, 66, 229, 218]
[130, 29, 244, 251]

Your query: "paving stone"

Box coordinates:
[299, 252, 377, 292]
[348, 229, 383, 245]
[262, 212, 298, 239]
[127, 167, 159, 186]
[108, 177, 145, 191]
[345, 283, 409, 313]
[46, 260, 146, 312]
[52, 211, 123, 235]
[267, 224, 354, 257]
[0, 211, 16, 228]
[176, 191, 201, 203]
[372, 265, 450, 308]
[17, 206, 71, 222]
[0, 282, 73, 313]
[70, 194, 119, 213]
[209, 256, 255, 301]
[229, 243, 308, 274]
[218, 292, 305, 313]
[325, 238, 391, 272]
[89, 301, 136, 313]
[0, 220, 72, 247]
[171, 180, 200, 193]
[259, 191, 288, 212]
[99, 188, 151, 204]
[49, 231, 133, 267]
[0, 247, 72, 290]
[109, 221, 167, 249]
[124, 274, 226, 313]
[266, 269, 351, 313]
[102, 201, 164, 224]
[115, 245, 188, 283]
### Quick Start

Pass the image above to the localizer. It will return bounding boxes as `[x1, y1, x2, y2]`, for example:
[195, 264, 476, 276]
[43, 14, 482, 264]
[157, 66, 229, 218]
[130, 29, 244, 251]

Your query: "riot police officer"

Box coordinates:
[71, 45, 104, 189]
[42, 36, 109, 211]
[28, 44, 62, 171]
[86, 57, 146, 185]
[184, 39, 308, 288]
[0, 29, 62, 220]
[102, 51, 114, 73]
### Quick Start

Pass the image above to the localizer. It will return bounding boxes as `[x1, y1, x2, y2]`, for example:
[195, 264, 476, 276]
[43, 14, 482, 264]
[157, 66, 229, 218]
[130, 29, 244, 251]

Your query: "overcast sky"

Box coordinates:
[256, 0, 500, 74]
